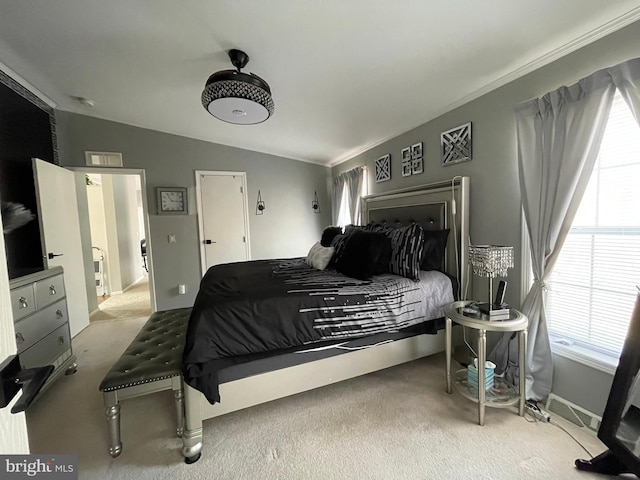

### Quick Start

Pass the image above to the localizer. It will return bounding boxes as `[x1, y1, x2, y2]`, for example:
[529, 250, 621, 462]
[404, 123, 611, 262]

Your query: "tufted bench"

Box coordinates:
[98, 307, 191, 457]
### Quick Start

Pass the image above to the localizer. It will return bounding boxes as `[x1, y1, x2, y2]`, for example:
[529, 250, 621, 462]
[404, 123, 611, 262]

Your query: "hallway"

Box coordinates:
[90, 275, 151, 321]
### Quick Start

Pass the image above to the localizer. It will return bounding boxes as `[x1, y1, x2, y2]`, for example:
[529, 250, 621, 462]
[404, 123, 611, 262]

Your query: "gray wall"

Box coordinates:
[56, 112, 332, 310]
[111, 175, 142, 290]
[333, 20, 640, 415]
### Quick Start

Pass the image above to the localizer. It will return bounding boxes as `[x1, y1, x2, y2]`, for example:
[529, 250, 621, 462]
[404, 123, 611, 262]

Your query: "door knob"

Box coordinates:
[204, 240, 216, 245]
[47, 252, 63, 259]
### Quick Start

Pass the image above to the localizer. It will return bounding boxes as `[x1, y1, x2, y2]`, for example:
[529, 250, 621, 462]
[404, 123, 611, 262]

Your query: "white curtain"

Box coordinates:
[490, 58, 640, 401]
[332, 166, 364, 226]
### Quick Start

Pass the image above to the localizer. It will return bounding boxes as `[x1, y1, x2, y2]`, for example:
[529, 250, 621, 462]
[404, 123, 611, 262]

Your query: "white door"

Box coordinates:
[33, 159, 90, 337]
[196, 171, 250, 274]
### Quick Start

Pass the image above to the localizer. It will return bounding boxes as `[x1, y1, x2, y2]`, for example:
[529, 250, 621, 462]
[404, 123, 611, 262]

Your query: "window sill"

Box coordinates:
[549, 337, 619, 376]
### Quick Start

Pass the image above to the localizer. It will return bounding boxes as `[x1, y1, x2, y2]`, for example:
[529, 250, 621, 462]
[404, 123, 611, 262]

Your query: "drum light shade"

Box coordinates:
[201, 49, 275, 125]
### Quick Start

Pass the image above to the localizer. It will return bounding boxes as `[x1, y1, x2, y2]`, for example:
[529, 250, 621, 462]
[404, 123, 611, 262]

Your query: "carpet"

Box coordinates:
[26, 318, 613, 480]
[91, 277, 151, 322]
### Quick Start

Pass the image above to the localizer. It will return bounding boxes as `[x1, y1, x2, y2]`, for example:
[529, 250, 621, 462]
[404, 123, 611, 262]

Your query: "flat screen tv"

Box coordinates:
[576, 290, 640, 477]
[0, 69, 57, 280]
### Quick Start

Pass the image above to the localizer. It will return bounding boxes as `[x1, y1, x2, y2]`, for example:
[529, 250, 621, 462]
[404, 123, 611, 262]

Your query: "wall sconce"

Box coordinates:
[256, 190, 265, 215]
[312, 191, 320, 213]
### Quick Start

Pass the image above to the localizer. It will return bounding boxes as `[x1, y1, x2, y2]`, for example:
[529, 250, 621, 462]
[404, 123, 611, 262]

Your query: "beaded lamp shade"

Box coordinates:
[469, 245, 514, 309]
[468, 245, 514, 278]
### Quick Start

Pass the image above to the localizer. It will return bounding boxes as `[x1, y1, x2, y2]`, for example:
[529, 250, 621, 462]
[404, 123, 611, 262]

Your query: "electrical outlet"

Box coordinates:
[525, 402, 551, 422]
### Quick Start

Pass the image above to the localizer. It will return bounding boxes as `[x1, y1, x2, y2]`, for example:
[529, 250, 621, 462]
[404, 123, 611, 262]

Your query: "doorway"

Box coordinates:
[71, 167, 155, 320]
[195, 171, 251, 275]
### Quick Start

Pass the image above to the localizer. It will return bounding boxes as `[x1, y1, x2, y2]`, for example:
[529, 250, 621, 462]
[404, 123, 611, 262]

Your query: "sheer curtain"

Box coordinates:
[332, 166, 364, 226]
[490, 58, 640, 401]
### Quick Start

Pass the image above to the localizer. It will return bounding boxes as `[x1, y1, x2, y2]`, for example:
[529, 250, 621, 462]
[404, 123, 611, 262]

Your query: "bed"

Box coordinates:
[181, 176, 470, 463]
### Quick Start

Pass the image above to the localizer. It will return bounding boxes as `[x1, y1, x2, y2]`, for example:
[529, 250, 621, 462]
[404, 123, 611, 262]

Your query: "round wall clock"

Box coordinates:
[156, 187, 188, 215]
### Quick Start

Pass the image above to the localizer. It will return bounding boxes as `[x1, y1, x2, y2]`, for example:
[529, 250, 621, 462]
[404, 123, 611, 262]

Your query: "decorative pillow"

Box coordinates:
[305, 242, 335, 270]
[344, 224, 366, 235]
[335, 230, 392, 280]
[421, 229, 450, 271]
[329, 232, 349, 267]
[384, 224, 425, 280]
[321, 226, 342, 247]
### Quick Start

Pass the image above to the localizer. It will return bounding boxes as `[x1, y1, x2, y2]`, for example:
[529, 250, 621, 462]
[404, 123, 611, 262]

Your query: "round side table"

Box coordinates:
[444, 300, 528, 425]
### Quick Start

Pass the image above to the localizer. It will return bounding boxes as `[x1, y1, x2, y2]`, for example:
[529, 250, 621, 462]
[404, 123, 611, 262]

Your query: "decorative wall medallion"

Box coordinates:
[375, 154, 391, 182]
[441, 122, 472, 166]
[401, 147, 411, 162]
[411, 142, 423, 160]
[402, 157, 412, 177]
[411, 157, 423, 175]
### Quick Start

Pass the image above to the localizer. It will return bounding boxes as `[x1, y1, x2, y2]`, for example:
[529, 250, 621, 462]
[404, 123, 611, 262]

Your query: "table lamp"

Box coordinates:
[468, 245, 514, 313]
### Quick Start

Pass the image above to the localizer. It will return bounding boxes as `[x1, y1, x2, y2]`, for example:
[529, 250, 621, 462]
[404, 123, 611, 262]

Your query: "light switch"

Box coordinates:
[168, 234, 176, 244]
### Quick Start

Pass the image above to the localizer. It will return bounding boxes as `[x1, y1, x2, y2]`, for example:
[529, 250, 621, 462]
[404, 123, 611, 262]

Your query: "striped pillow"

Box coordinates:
[377, 224, 425, 280]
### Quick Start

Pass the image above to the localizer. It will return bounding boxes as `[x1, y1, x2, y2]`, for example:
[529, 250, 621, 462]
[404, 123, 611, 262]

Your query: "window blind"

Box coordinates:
[546, 91, 640, 358]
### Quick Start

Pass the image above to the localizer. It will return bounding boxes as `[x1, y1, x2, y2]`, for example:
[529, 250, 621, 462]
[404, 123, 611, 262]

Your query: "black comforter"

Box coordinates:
[182, 258, 452, 403]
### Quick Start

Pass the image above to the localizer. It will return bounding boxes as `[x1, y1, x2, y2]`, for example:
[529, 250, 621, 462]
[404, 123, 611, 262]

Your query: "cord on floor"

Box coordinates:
[524, 400, 594, 459]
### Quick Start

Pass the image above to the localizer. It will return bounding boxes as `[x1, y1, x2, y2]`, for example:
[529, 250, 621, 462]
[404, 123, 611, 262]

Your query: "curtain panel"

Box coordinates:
[332, 166, 364, 226]
[490, 57, 640, 401]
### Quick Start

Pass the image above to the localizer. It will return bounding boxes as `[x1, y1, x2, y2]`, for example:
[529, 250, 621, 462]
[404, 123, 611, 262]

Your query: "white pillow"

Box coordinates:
[306, 242, 335, 270]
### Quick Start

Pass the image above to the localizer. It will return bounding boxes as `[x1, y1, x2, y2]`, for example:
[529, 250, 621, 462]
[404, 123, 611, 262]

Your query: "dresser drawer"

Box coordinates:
[14, 299, 68, 354]
[35, 273, 66, 308]
[20, 323, 71, 370]
[10, 284, 36, 321]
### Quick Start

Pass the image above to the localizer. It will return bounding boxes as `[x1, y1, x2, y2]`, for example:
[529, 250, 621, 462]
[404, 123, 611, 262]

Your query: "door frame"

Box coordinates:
[195, 170, 251, 276]
[68, 166, 157, 313]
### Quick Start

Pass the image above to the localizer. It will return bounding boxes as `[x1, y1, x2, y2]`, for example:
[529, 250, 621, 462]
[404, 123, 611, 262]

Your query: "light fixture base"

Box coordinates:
[229, 49, 249, 71]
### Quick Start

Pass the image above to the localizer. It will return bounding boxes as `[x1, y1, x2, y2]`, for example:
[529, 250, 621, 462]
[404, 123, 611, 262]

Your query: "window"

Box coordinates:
[334, 166, 367, 228]
[546, 91, 640, 361]
[336, 187, 351, 228]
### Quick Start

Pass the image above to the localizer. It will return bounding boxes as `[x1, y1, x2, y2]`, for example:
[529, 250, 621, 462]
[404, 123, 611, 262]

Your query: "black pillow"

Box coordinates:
[420, 229, 450, 271]
[321, 226, 342, 247]
[344, 224, 366, 235]
[329, 232, 349, 267]
[335, 230, 391, 280]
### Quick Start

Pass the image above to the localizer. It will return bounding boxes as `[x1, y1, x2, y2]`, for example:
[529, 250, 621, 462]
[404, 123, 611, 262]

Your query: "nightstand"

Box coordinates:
[444, 300, 528, 425]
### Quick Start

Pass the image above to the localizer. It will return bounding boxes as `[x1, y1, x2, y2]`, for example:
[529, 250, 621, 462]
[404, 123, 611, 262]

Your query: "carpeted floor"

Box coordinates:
[25, 315, 621, 480]
[91, 277, 151, 322]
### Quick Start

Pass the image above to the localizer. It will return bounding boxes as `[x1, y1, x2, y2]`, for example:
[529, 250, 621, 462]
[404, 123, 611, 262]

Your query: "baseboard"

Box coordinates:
[545, 393, 602, 434]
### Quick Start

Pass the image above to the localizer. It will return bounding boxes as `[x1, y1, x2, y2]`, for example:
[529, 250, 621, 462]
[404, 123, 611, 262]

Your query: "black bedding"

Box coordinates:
[182, 257, 454, 404]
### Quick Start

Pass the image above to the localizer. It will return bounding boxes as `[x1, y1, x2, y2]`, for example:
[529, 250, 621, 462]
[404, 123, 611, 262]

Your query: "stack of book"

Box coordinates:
[477, 302, 510, 321]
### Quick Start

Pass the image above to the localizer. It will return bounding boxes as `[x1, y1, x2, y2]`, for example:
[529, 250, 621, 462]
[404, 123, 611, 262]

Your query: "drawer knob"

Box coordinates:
[56, 309, 64, 319]
[16, 332, 24, 344]
[18, 297, 28, 309]
[49, 285, 56, 295]
[58, 336, 65, 345]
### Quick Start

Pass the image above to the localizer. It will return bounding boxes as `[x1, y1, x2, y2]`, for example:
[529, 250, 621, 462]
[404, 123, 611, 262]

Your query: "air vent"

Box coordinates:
[545, 393, 602, 434]
[85, 151, 123, 167]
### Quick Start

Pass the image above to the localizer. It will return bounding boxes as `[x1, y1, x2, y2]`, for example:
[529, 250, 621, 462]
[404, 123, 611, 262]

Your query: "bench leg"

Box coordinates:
[172, 377, 184, 436]
[104, 391, 122, 458]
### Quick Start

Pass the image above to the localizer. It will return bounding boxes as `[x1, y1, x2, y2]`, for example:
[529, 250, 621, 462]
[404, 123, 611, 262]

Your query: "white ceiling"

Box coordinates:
[1, 1, 640, 166]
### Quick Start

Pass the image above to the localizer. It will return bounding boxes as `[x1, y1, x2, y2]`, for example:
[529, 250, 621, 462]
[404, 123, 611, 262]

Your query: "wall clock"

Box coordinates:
[156, 187, 188, 215]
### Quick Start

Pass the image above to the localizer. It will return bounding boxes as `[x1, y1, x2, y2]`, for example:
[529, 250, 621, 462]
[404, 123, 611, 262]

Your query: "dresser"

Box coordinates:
[10, 266, 77, 396]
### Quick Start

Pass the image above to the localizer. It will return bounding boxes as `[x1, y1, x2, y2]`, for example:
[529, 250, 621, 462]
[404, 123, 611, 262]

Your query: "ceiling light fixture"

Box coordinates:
[201, 49, 275, 125]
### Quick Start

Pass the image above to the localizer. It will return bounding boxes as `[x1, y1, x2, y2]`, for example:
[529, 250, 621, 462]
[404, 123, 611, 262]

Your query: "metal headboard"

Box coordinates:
[361, 177, 470, 299]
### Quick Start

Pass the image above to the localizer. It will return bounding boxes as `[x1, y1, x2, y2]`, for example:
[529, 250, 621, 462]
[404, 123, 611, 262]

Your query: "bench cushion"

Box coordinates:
[99, 307, 191, 392]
